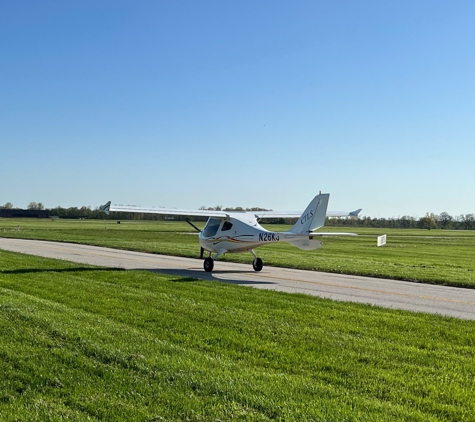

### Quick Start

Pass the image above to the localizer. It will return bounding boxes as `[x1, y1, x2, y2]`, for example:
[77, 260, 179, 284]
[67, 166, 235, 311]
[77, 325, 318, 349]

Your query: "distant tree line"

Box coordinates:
[1, 202, 45, 210]
[325, 212, 475, 230]
[1, 202, 474, 230]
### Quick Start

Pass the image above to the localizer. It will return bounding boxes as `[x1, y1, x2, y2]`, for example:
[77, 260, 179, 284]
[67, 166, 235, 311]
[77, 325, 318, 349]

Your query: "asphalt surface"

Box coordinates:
[1, 237, 475, 321]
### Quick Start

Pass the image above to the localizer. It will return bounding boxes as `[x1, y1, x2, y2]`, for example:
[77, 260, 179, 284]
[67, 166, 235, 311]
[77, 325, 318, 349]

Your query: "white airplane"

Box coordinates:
[100, 193, 360, 272]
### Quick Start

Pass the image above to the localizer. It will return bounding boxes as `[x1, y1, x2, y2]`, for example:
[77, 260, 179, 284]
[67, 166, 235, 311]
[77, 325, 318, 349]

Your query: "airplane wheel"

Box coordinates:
[204, 257, 214, 272]
[252, 257, 263, 272]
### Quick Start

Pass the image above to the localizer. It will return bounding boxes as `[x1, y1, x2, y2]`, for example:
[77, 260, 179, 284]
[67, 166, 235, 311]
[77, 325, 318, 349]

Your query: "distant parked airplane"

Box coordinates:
[100, 193, 360, 272]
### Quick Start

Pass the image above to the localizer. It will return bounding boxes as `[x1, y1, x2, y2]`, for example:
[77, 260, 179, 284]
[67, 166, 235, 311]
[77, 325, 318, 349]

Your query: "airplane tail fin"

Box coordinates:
[288, 193, 329, 234]
[99, 201, 111, 215]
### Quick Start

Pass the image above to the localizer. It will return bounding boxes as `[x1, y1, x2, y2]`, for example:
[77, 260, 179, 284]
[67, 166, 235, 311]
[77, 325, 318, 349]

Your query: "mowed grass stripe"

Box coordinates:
[1, 250, 475, 420]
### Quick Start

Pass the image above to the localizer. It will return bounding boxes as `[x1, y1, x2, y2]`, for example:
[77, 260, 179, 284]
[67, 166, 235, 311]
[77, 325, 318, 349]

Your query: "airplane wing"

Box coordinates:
[100, 201, 362, 219]
[100, 201, 229, 218]
[328, 209, 362, 218]
[255, 209, 362, 219]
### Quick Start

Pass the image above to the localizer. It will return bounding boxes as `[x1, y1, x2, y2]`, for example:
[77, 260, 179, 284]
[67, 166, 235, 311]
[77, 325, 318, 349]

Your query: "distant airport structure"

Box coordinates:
[0, 209, 50, 219]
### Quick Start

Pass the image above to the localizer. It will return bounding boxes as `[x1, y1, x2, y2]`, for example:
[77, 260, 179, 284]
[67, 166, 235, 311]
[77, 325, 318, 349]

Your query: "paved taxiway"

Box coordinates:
[1, 237, 475, 321]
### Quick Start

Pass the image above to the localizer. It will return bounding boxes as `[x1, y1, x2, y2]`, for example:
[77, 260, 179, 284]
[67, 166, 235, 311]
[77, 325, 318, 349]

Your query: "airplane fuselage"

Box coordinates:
[198, 216, 282, 254]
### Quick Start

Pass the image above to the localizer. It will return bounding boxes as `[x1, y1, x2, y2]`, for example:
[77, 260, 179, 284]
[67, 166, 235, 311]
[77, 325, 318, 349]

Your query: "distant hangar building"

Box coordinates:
[0, 209, 50, 218]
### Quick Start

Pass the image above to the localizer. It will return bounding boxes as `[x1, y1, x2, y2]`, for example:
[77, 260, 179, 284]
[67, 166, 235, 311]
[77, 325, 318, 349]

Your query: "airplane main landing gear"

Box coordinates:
[204, 257, 214, 272]
[252, 257, 263, 272]
[203, 250, 262, 272]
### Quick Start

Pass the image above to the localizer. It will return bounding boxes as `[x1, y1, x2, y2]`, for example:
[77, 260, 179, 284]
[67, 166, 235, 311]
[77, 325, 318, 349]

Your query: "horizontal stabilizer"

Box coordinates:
[310, 232, 358, 237]
[287, 238, 323, 251]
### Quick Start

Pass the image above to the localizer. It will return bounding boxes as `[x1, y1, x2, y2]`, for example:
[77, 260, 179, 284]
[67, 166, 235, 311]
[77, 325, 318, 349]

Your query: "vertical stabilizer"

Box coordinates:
[288, 194, 329, 234]
[99, 201, 111, 215]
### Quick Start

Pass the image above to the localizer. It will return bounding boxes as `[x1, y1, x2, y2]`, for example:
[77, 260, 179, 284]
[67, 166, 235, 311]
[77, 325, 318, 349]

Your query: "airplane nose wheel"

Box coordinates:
[252, 257, 263, 272]
[204, 257, 214, 272]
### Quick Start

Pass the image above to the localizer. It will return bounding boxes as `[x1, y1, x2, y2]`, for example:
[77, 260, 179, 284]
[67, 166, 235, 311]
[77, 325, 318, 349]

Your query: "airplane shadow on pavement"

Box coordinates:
[144, 268, 277, 286]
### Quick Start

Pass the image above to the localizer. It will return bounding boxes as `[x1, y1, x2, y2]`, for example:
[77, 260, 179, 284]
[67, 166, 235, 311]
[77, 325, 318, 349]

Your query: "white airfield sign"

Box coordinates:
[377, 234, 387, 247]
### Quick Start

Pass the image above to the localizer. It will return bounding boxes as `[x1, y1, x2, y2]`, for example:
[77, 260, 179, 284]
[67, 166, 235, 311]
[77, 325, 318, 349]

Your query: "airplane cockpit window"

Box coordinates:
[222, 221, 233, 232]
[203, 218, 221, 237]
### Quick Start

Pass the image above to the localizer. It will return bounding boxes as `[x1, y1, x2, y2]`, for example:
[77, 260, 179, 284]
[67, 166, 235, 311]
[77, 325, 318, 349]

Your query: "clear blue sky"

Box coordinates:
[2, 1, 474, 217]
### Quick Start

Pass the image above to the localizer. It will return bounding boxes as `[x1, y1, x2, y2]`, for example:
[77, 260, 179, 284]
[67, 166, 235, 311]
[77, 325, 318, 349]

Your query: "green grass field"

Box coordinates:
[1, 249, 475, 421]
[1, 218, 475, 288]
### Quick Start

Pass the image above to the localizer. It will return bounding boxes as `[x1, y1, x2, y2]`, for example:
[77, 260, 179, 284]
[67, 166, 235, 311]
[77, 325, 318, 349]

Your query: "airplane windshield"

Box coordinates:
[203, 218, 221, 237]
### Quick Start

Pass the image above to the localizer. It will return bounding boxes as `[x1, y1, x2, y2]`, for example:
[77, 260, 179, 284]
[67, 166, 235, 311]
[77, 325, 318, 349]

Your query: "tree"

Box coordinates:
[438, 212, 453, 229]
[400, 216, 412, 229]
[459, 214, 475, 230]
[199, 206, 223, 211]
[467, 214, 475, 230]
[419, 213, 437, 230]
[1, 202, 13, 209]
[26, 201, 45, 210]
